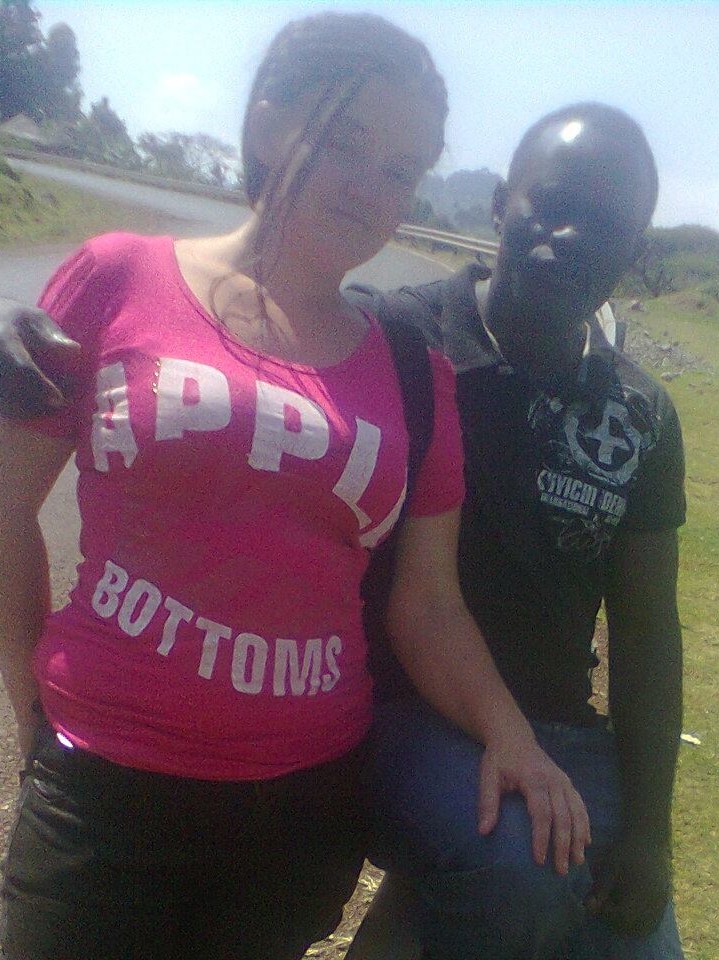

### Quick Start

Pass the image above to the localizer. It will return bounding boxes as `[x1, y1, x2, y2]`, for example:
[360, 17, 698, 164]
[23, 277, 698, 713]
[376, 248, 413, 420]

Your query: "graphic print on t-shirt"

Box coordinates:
[91, 356, 406, 548]
[31, 232, 465, 778]
[530, 389, 658, 559]
[86, 353, 408, 688]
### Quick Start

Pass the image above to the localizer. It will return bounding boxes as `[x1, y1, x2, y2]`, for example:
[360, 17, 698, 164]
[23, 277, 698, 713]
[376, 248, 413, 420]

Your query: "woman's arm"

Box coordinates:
[0, 420, 73, 758]
[387, 508, 591, 875]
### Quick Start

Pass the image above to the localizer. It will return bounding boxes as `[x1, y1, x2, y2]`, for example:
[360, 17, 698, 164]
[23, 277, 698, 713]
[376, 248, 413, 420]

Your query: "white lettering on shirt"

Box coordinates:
[117, 579, 162, 637]
[536, 469, 625, 520]
[196, 617, 233, 680]
[322, 635, 342, 692]
[157, 597, 194, 655]
[155, 359, 231, 440]
[232, 634, 269, 693]
[360, 484, 407, 548]
[91, 363, 139, 472]
[248, 382, 329, 472]
[273, 637, 323, 696]
[92, 559, 130, 618]
[89, 561, 344, 698]
[333, 418, 381, 529]
[89, 358, 405, 544]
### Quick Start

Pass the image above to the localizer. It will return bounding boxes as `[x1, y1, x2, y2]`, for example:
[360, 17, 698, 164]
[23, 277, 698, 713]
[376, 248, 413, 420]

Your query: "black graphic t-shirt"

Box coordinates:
[456, 336, 685, 725]
[382, 281, 686, 725]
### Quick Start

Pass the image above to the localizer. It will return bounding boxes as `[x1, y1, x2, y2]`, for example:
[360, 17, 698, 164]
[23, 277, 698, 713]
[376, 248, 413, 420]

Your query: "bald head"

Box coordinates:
[487, 103, 659, 375]
[507, 102, 658, 231]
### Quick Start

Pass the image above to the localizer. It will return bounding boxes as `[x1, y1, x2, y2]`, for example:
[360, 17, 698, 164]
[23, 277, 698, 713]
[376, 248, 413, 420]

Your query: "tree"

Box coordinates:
[453, 202, 493, 238]
[635, 233, 676, 297]
[36, 22, 82, 121]
[623, 225, 719, 298]
[0, 0, 43, 120]
[0, 5, 81, 123]
[409, 196, 435, 225]
[138, 131, 239, 187]
[416, 167, 501, 229]
[137, 132, 194, 181]
[67, 97, 141, 167]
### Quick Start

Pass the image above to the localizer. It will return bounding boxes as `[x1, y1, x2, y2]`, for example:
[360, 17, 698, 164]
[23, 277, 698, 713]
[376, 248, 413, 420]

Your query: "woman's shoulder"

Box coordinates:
[77, 232, 173, 275]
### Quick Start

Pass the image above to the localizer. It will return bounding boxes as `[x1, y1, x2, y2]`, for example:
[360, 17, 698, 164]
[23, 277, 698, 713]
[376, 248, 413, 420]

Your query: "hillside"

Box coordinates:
[417, 167, 500, 237]
[0, 159, 181, 244]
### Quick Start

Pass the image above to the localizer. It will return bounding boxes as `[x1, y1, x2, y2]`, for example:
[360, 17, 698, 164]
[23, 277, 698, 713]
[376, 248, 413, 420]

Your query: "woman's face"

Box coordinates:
[265, 75, 443, 272]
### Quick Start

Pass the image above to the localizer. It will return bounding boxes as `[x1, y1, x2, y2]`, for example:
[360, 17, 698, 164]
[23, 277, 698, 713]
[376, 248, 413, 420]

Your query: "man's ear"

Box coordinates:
[491, 180, 509, 235]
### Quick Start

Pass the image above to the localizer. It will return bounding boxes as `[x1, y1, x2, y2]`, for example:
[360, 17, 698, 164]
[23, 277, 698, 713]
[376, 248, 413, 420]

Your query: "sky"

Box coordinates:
[34, 0, 719, 230]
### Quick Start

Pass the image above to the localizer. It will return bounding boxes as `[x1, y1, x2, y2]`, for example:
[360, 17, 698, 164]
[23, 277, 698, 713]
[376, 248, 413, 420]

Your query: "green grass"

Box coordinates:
[633, 296, 719, 958]
[640, 289, 719, 366]
[0, 164, 176, 245]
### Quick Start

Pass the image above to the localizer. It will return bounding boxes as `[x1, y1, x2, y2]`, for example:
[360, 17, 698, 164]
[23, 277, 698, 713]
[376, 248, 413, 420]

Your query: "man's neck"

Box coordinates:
[483, 279, 588, 384]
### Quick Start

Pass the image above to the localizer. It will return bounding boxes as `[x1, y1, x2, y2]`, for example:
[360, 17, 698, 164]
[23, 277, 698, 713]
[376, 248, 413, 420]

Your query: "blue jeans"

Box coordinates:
[367, 696, 683, 960]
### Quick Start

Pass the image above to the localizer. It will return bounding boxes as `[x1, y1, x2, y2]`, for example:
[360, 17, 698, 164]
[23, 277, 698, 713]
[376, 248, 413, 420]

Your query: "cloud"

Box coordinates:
[141, 73, 214, 135]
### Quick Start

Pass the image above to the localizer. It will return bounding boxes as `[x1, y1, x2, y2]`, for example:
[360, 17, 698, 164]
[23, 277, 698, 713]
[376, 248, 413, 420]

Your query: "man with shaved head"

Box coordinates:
[353, 102, 685, 959]
[0, 103, 685, 959]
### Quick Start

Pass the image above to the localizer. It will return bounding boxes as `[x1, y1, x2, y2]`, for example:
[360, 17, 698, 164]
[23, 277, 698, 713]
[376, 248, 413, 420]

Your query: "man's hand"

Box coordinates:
[0, 300, 81, 418]
[478, 737, 591, 876]
[585, 835, 672, 938]
[437, 259, 497, 371]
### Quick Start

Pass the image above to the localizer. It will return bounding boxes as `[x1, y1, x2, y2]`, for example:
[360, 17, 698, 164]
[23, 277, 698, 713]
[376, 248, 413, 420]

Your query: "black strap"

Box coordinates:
[345, 282, 434, 489]
[346, 283, 435, 700]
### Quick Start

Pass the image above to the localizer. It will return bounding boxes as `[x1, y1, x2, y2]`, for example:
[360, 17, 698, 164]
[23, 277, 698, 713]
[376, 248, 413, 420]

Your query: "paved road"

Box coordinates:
[0, 165, 450, 822]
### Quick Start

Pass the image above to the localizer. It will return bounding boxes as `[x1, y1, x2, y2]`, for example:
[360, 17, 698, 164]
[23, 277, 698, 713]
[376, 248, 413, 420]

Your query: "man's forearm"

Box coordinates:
[606, 528, 683, 846]
[608, 610, 682, 845]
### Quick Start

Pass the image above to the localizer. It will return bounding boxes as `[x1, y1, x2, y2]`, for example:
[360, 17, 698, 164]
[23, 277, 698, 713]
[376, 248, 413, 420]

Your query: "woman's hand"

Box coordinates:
[0, 299, 81, 418]
[478, 732, 591, 875]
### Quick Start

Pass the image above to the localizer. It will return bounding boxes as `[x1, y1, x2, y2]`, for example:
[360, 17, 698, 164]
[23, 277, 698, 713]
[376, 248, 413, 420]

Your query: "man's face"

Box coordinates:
[494, 116, 652, 329]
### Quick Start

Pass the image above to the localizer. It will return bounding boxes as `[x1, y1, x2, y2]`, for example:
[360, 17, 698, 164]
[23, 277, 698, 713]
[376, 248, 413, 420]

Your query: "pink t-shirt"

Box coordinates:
[30, 233, 465, 780]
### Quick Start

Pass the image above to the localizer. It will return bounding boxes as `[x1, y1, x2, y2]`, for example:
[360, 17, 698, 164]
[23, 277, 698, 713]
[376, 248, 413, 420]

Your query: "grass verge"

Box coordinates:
[638, 295, 719, 959]
[0, 163, 179, 246]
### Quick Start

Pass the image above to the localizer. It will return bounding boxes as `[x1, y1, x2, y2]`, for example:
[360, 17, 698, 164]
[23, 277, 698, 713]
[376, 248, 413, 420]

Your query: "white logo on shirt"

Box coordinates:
[90, 359, 405, 544]
[91, 559, 343, 696]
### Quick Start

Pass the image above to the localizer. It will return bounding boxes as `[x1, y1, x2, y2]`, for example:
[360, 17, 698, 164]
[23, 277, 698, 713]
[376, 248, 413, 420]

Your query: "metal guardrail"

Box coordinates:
[396, 223, 624, 350]
[3, 146, 245, 203]
[396, 223, 499, 260]
[5, 145, 496, 259]
[4, 148, 626, 348]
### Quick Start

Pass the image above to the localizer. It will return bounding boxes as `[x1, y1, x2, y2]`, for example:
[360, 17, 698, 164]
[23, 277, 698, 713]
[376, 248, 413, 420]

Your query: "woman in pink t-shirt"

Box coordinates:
[0, 12, 588, 960]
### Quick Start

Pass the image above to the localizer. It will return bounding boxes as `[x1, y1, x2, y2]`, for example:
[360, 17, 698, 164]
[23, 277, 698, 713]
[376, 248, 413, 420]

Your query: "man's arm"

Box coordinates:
[387, 508, 591, 876]
[347, 260, 493, 366]
[587, 527, 682, 936]
[0, 299, 81, 418]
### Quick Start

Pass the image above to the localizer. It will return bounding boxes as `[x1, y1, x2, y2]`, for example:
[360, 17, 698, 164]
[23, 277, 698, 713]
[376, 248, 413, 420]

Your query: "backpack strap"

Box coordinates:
[379, 315, 435, 500]
[344, 282, 434, 492]
[345, 283, 435, 701]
